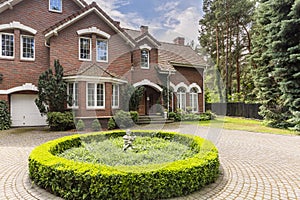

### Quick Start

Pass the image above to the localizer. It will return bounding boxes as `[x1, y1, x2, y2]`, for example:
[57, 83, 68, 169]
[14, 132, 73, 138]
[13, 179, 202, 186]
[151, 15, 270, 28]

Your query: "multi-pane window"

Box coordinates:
[49, 0, 62, 12]
[189, 87, 198, 113]
[112, 84, 119, 108]
[87, 83, 105, 108]
[68, 83, 78, 108]
[177, 87, 186, 111]
[79, 37, 91, 60]
[141, 49, 149, 69]
[0, 33, 14, 58]
[96, 39, 108, 62]
[21, 35, 34, 60]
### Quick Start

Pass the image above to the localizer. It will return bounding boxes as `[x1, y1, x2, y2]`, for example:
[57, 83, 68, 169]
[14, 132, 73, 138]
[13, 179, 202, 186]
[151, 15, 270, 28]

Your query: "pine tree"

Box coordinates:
[273, 0, 300, 130]
[35, 60, 71, 114]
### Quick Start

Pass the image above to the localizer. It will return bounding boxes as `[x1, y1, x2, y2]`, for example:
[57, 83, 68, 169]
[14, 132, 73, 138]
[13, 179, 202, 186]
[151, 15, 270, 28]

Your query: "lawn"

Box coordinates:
[187, 116, 298, 135]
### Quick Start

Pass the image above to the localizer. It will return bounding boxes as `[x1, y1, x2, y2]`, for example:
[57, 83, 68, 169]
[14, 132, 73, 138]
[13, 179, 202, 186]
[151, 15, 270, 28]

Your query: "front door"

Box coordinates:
[138, 86, 160, 115]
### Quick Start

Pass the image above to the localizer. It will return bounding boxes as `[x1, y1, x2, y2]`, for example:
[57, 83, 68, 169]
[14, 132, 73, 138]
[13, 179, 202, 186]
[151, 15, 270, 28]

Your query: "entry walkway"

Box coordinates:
[0, 124, 299, 199]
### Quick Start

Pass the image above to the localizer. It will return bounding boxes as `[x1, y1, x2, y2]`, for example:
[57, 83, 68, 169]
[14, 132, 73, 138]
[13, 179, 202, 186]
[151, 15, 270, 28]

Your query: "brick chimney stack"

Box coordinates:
[173, 37, 185, 45]
[140, 25, 149, 34]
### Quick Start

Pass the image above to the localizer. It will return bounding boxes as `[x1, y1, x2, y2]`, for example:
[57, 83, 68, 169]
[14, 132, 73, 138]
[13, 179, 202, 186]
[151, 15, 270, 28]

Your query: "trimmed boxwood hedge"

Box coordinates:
[28, 130, 220, 200]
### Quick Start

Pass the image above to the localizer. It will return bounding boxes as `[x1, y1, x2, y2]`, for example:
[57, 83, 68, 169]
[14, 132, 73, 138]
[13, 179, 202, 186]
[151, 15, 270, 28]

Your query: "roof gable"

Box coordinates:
[0, 0, 87, 14]
[44, 2, 135, 47]
[124, 28, 160, 47]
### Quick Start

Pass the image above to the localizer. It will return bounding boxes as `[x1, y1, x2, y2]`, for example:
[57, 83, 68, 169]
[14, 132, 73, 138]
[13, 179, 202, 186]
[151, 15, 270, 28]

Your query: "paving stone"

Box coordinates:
[0, 124, 299, 199]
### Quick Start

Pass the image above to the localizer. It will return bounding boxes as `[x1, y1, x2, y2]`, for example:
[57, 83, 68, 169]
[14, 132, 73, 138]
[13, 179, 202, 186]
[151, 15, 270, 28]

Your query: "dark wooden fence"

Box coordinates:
[206, 103, 262, 119]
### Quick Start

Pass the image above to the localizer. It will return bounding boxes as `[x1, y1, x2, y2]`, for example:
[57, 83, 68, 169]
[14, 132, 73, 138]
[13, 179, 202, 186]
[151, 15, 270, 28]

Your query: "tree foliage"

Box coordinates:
[199, 0, 255, 102]
[35, 60, 71, 115]
[0, 100, 11, 130]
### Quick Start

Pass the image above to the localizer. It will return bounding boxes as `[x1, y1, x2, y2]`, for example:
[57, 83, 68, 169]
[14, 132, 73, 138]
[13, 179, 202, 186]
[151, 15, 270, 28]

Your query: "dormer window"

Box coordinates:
[96, 39, 108, 62]
[49, 0, 62, 12]
[79, 37, 91, 61]
[141, 49, 149, 69]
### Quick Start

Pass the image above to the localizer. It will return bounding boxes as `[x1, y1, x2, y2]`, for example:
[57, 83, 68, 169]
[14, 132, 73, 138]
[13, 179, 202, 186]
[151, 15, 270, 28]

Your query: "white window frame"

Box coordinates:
[96, 39, 108, 62]
[141, 49, 150, 69]
[177, 87, 186, 111]
[112, 84, 119, 108]
[79, 37, 92, 61]
[49, 0, 62, 13]
[189, 88, 199, 113]
[67, 82, 79, 109]
[86, 83, 105, 109]
[0, 32, 14, 59]
[20, 35, 35, 61]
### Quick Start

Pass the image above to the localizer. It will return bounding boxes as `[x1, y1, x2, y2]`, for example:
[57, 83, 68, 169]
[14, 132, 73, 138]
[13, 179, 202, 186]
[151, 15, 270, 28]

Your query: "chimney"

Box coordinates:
[140, 25, 148, 34]
[173, 37, 185, 45]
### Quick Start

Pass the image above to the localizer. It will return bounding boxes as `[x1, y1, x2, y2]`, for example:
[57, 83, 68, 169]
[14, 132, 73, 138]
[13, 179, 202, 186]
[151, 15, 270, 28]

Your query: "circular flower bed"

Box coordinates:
[29, 130, 219, 200]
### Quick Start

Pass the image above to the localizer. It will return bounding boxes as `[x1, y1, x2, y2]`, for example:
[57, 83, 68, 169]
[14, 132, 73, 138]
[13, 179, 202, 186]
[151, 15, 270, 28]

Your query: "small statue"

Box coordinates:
[123, 129, 136, 151]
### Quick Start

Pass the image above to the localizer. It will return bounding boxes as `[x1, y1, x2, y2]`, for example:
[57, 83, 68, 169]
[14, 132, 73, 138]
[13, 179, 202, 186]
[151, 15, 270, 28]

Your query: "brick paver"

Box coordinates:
[0, 124, 299, 199]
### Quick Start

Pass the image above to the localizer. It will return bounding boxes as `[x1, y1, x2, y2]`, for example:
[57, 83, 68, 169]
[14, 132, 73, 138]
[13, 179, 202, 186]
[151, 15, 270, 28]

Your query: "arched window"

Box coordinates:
[189, 87, 198, 113]
[177, 87, 186, 111]
[141, 49, 149, 69]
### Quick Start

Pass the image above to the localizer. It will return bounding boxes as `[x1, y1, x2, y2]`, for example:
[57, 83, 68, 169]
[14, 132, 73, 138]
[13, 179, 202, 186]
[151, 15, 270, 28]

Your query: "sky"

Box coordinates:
[86, 0, 204, 45]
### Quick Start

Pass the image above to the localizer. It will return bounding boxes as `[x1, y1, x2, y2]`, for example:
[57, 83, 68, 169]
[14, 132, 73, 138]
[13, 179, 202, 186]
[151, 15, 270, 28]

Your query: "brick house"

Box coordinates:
[0, 0, 205, 127]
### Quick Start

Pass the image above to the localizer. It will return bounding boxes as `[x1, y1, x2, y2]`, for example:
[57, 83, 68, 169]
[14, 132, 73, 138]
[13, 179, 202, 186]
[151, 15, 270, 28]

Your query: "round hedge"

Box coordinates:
[29, 130, 219, 200]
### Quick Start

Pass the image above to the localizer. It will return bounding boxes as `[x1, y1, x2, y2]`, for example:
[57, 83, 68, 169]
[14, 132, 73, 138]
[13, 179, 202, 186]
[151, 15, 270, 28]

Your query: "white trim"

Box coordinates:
[0, 83, 37, 94]
[188, 83, 202, 93]
[174, 82, 188, 92]
[86, 82, 105, 109]
[44, 7, 135, 47]
[136, 35, 159, 47]
[112, 84, 119, 109]
[77, 27, 111, 39]
[49, 0, 62, 13]
[0, 21, 37, 35]
[67, 82, 79, 109]
[170, 82, 175, 91]
[96, 39, 108, 63]
[63, 76, 127, 84]
[139, 44, 152, 51]
[79, 37, 92, 61]
[20, 34, 35, 61]
[133, 79, 163, 92]
[140, 49, 150, 69]
[0, 32, 14, 59]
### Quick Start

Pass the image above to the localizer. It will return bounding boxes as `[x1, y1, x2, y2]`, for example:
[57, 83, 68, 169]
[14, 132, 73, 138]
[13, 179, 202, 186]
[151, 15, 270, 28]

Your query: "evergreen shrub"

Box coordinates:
[47, 111, 75, 131]
[0, 100, 11, 130]
[91, 119, 101, 131]
[76, 119, 85, 131]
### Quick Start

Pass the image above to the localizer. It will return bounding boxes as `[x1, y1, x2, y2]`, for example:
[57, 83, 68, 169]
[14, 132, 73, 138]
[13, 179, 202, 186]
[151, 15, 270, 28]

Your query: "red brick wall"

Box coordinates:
[0, 0, 83, 90]
[171, 66, 204, 112]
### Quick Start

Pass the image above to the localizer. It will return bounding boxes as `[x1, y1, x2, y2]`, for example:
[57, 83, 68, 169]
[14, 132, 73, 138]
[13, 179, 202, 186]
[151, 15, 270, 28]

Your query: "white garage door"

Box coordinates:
[10, 94, 47, 127]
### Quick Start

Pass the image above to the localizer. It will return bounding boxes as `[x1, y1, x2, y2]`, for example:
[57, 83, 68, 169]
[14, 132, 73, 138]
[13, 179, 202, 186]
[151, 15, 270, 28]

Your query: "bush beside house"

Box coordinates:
[0, 100, 11, 130]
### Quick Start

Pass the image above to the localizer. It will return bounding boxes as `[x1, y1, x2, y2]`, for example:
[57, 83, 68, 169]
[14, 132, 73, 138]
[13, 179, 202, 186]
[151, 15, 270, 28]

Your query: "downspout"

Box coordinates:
[167, 70, 171, 113]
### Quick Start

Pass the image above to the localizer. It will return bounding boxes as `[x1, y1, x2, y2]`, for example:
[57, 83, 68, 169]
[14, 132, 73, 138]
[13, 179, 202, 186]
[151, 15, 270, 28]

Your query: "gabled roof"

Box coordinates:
[44, 2, 136, 47]
[124, 28, 160, 47]
[0, 0, 87, 13]
[157, 42, 205, 72]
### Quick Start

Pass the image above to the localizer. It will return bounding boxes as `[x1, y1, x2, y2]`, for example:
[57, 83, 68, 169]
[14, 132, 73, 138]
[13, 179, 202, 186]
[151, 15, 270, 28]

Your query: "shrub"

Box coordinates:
[46, 111, 75, 131]
[114, 110, 134, 128]
[168, 111, 176, 119]
[0, 100, 11, 130]
[91, 119, 101, 131]
[129, 111, 138, 123]
[28, 130, 219, 200]
[108, 117, 116, 130]
[76, 119, 85, 131]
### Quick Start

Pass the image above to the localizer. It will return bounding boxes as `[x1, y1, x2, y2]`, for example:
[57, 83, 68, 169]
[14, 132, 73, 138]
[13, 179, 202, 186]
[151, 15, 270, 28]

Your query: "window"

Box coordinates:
[0, 33, 14, 58]
[21, 35, 34, 60]
[189, 87, 198, 113]
[177, 87, 186, 111]
[79, 37, 91, 61]
[141, 49, 149, 69]
[67, 82, 78, 108]
[49, 0, 62, 12]
[87, 83, 105, 108]
[96, 39, 108, 62]
[112, 84, 119, 108]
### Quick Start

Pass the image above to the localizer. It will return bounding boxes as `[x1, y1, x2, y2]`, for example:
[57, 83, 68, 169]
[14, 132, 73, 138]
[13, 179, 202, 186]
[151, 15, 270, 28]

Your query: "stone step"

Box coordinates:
[137, 115, 174, 124]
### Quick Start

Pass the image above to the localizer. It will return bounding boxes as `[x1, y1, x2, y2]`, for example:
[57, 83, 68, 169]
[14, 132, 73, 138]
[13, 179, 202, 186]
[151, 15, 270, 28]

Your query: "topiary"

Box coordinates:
[76, 119, 85, 131]
[91, 119, 101, 131]
[114, 110, 134, 128]
[0, 100, 11, 130]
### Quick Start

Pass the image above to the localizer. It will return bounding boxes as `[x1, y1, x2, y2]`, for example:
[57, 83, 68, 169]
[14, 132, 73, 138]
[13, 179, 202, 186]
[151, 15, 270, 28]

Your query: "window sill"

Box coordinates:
[0, 57, 14, 60]
[49, 9, 62, 13]
[20, 58, 35, 62]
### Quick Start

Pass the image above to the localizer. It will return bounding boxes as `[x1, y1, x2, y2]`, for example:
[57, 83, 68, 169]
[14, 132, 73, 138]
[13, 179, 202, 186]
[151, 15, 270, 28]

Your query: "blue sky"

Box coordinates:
[87, 0, 204, 44]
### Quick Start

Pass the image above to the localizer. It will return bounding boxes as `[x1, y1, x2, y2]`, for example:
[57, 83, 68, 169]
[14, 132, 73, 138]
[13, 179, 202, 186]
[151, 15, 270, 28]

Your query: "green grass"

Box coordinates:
[59, 136, 196, 166]
[187, 116, 298, 135]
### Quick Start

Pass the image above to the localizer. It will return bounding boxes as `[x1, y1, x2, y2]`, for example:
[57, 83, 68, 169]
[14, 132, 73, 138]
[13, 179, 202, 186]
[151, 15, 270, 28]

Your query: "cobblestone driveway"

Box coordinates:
[0, 124, 299, 200]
